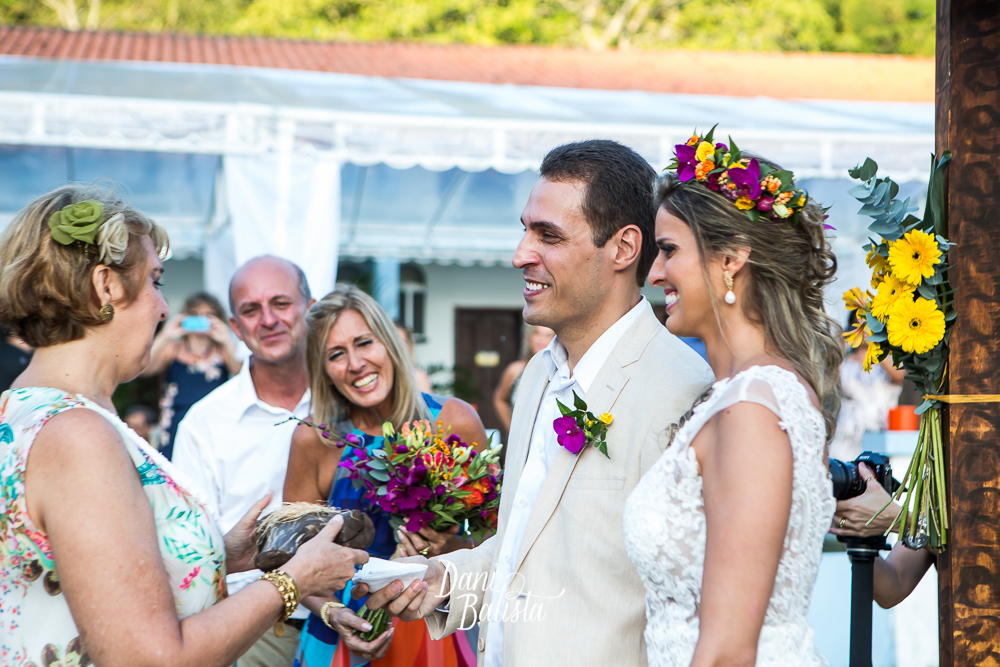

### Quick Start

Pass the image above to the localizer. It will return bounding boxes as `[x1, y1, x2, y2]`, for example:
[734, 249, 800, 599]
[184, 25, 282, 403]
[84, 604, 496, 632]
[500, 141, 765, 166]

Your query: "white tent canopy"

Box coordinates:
[0, 56, 935, 302]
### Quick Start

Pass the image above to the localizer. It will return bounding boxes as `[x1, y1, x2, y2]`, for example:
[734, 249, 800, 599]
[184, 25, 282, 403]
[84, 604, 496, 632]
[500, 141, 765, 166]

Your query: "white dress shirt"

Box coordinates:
[484, 297, 648, 666]
[172, 359, 311, 605]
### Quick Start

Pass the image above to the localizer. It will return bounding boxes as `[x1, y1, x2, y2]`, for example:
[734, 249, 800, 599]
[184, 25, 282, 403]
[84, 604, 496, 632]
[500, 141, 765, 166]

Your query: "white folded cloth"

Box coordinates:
[352, 557, 428, 593]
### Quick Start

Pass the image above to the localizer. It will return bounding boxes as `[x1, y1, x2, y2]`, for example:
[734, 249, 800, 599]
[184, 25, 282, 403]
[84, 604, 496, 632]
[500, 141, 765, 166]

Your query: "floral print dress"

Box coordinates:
[0, 387, 227, 667]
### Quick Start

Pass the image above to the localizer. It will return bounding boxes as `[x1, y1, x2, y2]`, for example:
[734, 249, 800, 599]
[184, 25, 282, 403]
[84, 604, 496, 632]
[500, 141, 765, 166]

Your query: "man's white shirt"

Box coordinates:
[483, 297, 648, 666]
[172, 359, 310, 611]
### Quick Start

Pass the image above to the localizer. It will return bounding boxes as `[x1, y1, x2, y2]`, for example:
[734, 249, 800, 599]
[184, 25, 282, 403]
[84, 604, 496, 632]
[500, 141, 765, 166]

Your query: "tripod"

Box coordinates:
[843, 538, 888, 667]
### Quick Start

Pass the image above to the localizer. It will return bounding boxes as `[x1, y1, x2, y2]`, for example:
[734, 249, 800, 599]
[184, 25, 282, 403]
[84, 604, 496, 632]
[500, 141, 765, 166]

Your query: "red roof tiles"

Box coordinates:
[0, 26, 934, 102]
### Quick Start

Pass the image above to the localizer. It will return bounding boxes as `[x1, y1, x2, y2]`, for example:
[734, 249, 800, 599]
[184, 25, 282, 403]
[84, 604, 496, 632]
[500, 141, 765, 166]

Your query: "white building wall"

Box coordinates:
[414, 263, 525, 370]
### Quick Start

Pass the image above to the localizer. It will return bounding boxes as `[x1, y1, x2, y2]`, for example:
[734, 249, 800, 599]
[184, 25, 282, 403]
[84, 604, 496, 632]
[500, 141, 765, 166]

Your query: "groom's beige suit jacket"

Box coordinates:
[427, 304, 713, 666]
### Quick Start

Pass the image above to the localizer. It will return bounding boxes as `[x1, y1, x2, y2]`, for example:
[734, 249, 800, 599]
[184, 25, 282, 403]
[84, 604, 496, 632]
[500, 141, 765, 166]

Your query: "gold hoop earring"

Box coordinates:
[99, 303, 115, 323]
[723, 271, 736, 305]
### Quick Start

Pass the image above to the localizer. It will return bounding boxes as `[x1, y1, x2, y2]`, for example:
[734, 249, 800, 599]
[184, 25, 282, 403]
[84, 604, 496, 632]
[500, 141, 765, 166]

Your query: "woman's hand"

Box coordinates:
[206, 314, 232, 348]
[224, 492, 271, 574]
[326, 606, 394, 661]
[393, 525, 466, 558]
[282, 515, 370, 598]
[830, 463, 900, 537]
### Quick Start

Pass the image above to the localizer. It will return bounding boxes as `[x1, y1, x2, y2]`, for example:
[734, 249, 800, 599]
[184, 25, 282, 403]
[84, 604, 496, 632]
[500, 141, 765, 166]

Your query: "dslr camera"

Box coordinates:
[829, 451, 900, 551]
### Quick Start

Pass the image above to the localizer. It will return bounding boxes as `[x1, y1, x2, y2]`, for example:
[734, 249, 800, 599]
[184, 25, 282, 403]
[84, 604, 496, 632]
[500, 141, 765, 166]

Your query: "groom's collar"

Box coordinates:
[542, 296, 649, 394]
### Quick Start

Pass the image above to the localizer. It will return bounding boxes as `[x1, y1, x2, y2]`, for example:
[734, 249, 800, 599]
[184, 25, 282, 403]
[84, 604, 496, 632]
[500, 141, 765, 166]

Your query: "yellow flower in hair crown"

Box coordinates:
[668, 125, 830, 229]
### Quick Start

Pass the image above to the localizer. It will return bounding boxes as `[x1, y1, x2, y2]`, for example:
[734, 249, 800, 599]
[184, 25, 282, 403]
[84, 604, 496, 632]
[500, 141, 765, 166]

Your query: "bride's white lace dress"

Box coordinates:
[623, 366, 834, 666]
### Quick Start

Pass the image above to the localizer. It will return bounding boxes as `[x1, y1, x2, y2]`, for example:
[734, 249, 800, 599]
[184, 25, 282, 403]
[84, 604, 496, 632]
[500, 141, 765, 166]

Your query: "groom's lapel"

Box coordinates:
[507, 368, 548, 487]
[512, 360, 629, 572]
[498, 365, 548, 523]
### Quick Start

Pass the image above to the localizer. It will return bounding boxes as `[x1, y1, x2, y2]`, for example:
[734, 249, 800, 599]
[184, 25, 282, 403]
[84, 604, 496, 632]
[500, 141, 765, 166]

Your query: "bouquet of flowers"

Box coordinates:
[340, 419, 503, 543]
[841, 152, 953, 550]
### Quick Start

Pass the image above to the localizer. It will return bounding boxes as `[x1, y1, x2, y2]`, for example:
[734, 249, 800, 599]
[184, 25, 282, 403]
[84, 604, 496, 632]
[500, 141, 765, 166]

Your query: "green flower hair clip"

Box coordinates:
[48, 200, 104, 246]
[47, 199, 130, 265]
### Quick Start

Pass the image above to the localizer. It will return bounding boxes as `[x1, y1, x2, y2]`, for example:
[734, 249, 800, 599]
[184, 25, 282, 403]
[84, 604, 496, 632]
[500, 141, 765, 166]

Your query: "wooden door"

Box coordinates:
[454, 308, 523, 435]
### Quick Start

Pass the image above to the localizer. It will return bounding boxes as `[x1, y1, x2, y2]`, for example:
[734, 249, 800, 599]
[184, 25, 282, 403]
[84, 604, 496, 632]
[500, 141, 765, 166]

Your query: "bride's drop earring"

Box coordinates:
[723, 271, 736, 305]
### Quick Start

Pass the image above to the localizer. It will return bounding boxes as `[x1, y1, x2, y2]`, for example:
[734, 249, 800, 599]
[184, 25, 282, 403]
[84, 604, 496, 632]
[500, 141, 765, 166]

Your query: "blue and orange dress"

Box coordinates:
[295, 393, 476, 667]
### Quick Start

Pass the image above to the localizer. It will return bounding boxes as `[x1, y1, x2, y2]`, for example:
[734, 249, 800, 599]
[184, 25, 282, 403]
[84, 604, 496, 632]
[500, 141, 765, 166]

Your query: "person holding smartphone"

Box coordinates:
[142, 292, 242, 459]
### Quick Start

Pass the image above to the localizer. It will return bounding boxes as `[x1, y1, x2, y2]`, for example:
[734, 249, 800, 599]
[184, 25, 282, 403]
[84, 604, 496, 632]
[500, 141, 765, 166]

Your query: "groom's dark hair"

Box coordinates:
[540, 139, 657, 287]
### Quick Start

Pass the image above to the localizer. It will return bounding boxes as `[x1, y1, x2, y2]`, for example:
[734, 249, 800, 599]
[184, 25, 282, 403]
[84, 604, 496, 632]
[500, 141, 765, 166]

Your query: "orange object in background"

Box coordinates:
[888, 405, 920, 431]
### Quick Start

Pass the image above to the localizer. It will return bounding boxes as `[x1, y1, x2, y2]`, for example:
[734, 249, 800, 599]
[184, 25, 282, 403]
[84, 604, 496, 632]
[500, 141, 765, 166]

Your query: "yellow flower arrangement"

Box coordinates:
[599, 412, 613, 425]
[841, 153, 953, 550]
[735, 196, 755, 210]
[886, 297, 946, 354]
[888, 229, 942, 286]
[870, 275, 915, 321]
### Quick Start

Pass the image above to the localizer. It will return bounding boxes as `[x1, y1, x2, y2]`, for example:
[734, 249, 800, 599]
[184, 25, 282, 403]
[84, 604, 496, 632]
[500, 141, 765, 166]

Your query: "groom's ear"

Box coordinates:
[610, 224, 642, 274]
[724, 247, 751, 276]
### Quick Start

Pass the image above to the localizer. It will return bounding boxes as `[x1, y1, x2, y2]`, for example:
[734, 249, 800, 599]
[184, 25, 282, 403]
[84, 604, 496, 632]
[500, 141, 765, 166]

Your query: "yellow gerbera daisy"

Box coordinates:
[888, 229, 942, 286]
[863, 342, 883, 372]
[886, 297, 946, 354]
[870, 276, 915, 322]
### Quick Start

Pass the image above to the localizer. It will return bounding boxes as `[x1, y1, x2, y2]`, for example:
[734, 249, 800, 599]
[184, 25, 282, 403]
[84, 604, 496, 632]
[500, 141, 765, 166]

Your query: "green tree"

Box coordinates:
[664, 0, 837, 51]
[834, 0, 934, 54]
[1, 0, 936, 56]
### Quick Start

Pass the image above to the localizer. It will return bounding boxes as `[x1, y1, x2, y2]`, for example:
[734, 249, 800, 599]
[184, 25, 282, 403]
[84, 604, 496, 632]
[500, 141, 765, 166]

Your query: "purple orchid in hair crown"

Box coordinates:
[670, 125, 826, 228]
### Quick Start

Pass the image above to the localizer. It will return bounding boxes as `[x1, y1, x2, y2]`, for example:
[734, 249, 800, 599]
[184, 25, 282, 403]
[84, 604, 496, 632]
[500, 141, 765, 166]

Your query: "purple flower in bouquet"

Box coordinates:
[554, 415, 585, 454]
[757, 195, 774, 212]
[397, 486, 433, 511]
[728, 159, 762, 199]
[706, 172, 721, 191]
[405, 510, 436, 532]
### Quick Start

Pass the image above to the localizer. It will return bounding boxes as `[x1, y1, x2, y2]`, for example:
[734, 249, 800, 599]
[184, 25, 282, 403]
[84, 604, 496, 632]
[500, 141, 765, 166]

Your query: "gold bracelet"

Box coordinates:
[320, 600, 346, 629]
[261, 570, 300, 623]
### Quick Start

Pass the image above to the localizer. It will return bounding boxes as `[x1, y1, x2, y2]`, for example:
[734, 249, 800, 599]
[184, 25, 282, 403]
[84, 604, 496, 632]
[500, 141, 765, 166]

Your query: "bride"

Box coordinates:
[623, 132, 843, 666]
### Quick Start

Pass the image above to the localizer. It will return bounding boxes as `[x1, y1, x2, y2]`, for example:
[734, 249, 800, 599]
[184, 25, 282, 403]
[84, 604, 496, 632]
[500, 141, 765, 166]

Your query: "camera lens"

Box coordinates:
[829, 458, 865, 500]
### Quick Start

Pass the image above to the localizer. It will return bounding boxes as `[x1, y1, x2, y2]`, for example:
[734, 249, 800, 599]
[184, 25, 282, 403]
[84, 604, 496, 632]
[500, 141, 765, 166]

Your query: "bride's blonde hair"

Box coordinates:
[655, 168, 844, 440]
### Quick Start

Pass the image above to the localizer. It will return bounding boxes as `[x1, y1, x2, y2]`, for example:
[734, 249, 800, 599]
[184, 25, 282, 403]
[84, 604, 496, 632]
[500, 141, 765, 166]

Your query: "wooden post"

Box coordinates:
[936, 2, 1000, 664]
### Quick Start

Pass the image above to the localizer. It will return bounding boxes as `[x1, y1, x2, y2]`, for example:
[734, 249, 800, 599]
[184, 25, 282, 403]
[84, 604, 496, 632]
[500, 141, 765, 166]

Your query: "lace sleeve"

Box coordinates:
[703, 375, 782, 424]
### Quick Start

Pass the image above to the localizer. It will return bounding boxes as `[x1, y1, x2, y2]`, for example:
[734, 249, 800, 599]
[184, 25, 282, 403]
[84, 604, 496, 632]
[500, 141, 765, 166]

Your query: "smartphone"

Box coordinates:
[181, 315, 211, 333]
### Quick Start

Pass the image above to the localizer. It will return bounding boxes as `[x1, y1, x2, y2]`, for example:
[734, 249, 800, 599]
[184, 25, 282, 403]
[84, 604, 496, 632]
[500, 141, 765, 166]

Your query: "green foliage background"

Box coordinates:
[1, 0, 935, 55]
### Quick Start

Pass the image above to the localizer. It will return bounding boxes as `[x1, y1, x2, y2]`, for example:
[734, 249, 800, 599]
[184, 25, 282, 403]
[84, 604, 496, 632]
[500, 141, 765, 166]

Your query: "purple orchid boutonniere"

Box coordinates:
[553, 391, 613, 458]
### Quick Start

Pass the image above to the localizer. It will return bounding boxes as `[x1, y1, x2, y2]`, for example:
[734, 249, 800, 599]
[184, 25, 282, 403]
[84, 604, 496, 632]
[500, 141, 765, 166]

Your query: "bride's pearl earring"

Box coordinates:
[723, 270, 736, 305]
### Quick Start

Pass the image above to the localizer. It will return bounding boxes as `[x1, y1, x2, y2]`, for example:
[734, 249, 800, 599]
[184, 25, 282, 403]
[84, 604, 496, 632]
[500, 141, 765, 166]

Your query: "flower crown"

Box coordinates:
[48, 199, 130, 265]
[668, 126, 809, 225]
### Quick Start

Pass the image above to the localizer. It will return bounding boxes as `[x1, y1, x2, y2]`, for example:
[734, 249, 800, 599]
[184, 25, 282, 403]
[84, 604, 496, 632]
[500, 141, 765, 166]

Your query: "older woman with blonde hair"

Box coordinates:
[622, 131, 843, 666]
[0, 185, 367, 667]
[284, 285, 487, 666]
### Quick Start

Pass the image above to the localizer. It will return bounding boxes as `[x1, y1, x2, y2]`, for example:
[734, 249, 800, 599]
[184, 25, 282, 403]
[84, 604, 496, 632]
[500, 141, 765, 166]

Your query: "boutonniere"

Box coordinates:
[553, 391, 613, 458]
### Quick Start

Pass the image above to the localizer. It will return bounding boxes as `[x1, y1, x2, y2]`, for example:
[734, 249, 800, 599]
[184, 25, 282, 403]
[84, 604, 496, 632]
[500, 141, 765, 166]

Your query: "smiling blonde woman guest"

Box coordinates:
[284, 285, 486, 666]
[0, 185, 367, 667]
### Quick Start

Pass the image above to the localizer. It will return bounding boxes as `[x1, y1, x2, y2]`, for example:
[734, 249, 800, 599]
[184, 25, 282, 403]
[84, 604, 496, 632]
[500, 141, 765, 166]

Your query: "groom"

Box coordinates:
[359, 140, 713, 665]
